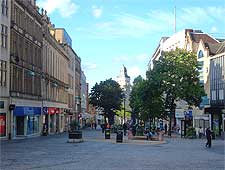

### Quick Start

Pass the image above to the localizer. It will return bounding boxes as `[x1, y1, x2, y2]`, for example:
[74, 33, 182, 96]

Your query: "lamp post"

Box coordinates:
[123, 95, 126, 124]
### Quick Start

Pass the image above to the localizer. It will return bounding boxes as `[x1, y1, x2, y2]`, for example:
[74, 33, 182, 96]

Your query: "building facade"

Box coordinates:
[0, 0, 85, 140]
[50, 28, 77, 128]
[74, 55, 81, 119]
[42, 13, 69, 134]
[0, 0, 10, 139]
[9, 0, 43, 138]
[205, 42, 225, 137]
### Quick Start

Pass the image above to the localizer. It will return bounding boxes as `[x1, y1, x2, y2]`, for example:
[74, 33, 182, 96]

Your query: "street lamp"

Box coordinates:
[123, 97, 126, 124]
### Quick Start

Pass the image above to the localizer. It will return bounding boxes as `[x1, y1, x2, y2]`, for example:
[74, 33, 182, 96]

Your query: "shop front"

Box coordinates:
[47, 107, 65, 134]
[0, 113, 6, 137]
[205, 107, 223, 137]
[13, 106, 41, 137]
[0, 100, 8, 139]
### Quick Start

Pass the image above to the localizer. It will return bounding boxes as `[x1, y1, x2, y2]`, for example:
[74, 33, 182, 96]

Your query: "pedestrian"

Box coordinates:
[94, 123, 97, 130]
[101, 124, 105, 133]
[205, 127, 212, 148]
[123, 123, 127, 136]
[164, 124, 168, 134]
[132, 125, 136, 136]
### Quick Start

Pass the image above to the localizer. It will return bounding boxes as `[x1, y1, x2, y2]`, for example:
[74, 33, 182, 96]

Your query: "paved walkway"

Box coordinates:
[0, 129, 224, 170]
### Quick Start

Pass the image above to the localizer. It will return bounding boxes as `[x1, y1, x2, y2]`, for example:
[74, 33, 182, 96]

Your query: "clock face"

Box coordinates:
[198, 50, 204, 58]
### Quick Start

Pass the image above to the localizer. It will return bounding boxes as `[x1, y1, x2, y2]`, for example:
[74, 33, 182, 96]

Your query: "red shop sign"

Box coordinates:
[0, 114, 6, 137]
[48, 108, 60, 114]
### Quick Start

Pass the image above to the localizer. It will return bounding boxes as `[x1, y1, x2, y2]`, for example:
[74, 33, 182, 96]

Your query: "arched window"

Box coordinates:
[198, 50, 204, 58]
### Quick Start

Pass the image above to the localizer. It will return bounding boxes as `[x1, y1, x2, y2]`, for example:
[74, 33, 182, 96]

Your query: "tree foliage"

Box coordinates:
[130, 49, 205, 128]
[89, 78, 123, 125]
[129, 75, 164, 122]
[151, 48, 205, 125]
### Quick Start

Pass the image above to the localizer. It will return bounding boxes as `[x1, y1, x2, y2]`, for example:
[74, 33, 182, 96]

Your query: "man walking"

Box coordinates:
[205, 127, 212, 148]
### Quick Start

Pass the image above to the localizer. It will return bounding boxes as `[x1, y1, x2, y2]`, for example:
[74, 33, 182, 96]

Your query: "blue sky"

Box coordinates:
[37, 0, 225, 89]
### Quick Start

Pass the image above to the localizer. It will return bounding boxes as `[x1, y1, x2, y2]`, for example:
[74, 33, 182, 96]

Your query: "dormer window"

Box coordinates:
[198, 50, 204, 58]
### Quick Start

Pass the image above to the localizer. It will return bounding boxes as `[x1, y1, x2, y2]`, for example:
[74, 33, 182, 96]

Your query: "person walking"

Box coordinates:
[164, 124, 168, 134]
[205, 127, 212, 148]
[123, 123, 127, 136]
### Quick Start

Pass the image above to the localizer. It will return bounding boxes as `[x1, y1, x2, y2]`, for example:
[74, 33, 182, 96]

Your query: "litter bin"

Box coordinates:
[116, 130, 123, 143]
[105, 129, 110, 139]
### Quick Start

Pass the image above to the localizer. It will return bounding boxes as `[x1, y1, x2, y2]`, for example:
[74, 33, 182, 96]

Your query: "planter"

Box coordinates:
[68, 130, 83, 143]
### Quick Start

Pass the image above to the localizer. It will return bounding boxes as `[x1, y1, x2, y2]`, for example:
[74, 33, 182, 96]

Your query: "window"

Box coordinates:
[1, 0, 8, 16]
[219, 89, 224, 100]
[0, 60, 7, 87]
[198, 50, 204, 59]
[1, 24, 7, 48]
[211, 90, 216, 100]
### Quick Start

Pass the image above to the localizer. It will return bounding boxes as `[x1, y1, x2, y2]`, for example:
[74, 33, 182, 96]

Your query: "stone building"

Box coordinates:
[41, 13, 69, 134]
[50, 28, 77, 127]
[74, 55, 81, 119]
[9, 0, 43, 138]
[0, 0, 10, 139]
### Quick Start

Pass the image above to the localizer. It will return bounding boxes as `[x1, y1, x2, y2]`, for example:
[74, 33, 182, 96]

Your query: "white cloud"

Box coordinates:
[76, 6, 225, 39]
[135, 53, 148, 62]
[211, 26, 218, 32]
[92, 6, 103, 18]
[82, 62, 97, 70]
[177, 7, 225, 28]
[37, 0, 79, 18]
[112, 55, 129, 63]
[128, 66, 142, 79]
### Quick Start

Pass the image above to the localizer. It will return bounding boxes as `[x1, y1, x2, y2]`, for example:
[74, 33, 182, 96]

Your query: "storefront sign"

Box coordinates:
[13, 106, 41, 116]
[0, 114, 6, 137]
[48, 108, 60, 115]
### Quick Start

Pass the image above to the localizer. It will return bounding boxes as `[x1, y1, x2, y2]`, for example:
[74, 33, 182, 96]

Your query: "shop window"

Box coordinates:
[0, 113, 6, 137]
[219, 89, 224, 100]
[27, 115, 39, 135]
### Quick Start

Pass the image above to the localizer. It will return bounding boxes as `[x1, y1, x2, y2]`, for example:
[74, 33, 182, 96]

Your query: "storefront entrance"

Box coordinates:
[16, 116, 24, 136]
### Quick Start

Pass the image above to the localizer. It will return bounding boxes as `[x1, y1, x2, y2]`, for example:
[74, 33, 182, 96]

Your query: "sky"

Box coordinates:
[37, 0, 225, 90]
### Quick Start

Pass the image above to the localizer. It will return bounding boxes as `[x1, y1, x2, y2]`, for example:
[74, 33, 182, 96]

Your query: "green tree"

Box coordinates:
[129, 75, 164, 124]
[129, 76, 144, 122]
[89, 79, 123, 125]
[151, 48, 205, 133]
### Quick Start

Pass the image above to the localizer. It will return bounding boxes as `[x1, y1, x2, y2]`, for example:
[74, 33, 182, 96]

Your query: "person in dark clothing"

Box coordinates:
[123, 123, 127, 136]
[205, 128, 212, 148]
[101, 124, 105, 133]
[132, 125, 136, 136]
[164, 124, 168, 134]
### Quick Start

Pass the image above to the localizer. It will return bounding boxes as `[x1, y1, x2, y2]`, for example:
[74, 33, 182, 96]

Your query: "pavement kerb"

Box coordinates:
[83, 137, 167, 145]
